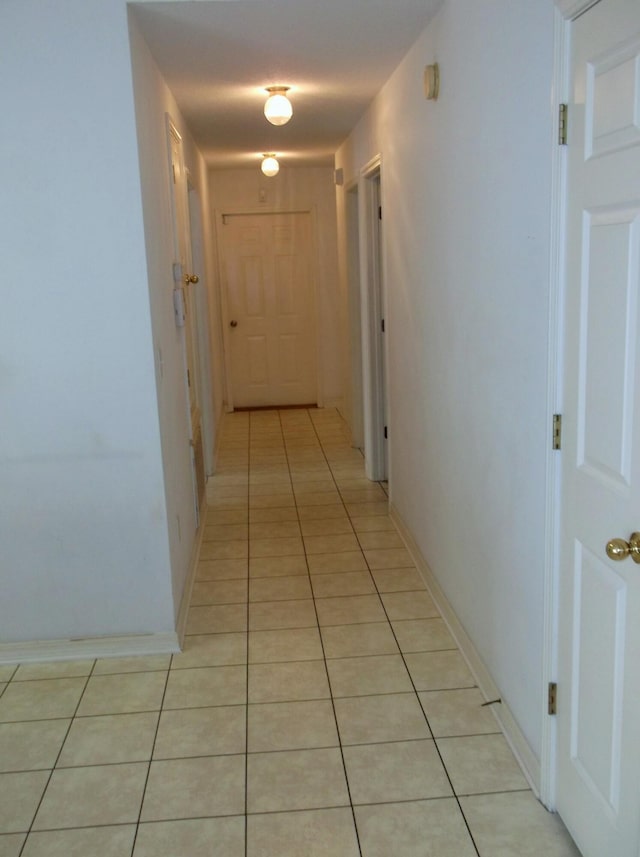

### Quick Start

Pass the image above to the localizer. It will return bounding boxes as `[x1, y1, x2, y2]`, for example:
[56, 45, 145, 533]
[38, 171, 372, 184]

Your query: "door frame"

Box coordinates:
[214, 207, 323, 411]
[542, 0, 606, 810]
[359, 155, 388, 482]
[346, 178, 365, 450]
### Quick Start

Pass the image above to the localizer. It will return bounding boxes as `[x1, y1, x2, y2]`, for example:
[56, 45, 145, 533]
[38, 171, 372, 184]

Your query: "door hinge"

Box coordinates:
[187, 368, 191, 388]
[378, 205, 382, 220]
[558, 104, 568, 146]
[548, 682, 558, 715]
[384, 426, 388, 440]
[553, 414, 562, 450]
[381, 318, 385, 333]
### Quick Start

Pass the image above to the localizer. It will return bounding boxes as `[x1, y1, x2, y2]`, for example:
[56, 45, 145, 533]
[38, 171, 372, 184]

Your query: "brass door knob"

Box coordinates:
[184, 273, 199, 284]
[606, 532, 640, 563]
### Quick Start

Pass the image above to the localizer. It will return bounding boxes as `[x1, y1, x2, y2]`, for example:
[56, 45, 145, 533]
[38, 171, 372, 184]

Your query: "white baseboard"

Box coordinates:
[390, 503, 542, 796]
[0, 632, 180, 666]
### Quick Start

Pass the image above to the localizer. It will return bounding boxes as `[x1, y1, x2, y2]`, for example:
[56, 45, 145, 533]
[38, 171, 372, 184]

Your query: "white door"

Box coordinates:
[556, 1, 640, 854]
[220, 212, 317, 408]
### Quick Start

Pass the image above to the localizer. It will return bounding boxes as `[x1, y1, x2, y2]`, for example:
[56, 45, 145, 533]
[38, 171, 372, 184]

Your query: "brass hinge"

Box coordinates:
[553, 414, 562, 450]
[559, 104, 568, 146]
[548, 682, 558, 715]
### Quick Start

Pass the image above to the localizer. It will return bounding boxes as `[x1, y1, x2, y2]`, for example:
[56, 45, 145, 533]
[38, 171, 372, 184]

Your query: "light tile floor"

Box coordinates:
[0, 408, 582, 856]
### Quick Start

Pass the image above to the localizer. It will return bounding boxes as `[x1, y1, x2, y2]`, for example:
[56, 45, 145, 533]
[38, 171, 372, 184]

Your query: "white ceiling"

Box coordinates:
[131, 0, 443, 169]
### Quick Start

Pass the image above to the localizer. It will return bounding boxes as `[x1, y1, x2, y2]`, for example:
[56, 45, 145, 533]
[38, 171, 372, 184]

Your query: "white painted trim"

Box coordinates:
[175, 502, 206, 647]
[0, 633, 180, 666]
[391, 503, 542, 795]
[555, 0, 601, 20]
[323, 397, 344, 411]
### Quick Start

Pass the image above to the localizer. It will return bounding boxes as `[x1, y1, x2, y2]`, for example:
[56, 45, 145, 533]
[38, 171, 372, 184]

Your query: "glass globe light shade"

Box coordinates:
[261, 155, 280, 177]
[264, 90, 292, 126]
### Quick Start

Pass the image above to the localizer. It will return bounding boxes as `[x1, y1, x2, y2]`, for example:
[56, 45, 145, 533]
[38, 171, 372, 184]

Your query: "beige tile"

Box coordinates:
[419, 688, 500, 737]
[351, 515, 395, 533]
[355, 798, 478, 857]
[344, 739, 451, 804]
[381, 590, 439, 619]
[207, 496, 248, 510]
[0, 771, 50, 833]
[21, 825, 136, 857]
[356, 531, 404, 550]
[300, 518, 354, 536]
[250, 521, 301, 539]
[249, 555, 308, 577]
[327, 654, 413, 697]
[141, 755, 245, 821]
[250, 537, 304, 557]
[345, 501, 388, 517]
[171, 633, 247, 669]
[0, 667, 16, 683]
[460, 791, 582, 856]
[186, 604, 247, 635]
[163, 666, 246, 709]
[58, 712, 158, 766]
[0, 833, 25, 857]
[200, 540, 248, 560]
[190, 579, 248, 605]
[321, 622, 399, 658]
[0, 720, 69, 772]
[295, 491, 341, 507]
[153, 705, 246, 758]
[372, 568, 426, 592]
[203, 523, 248, 542]
[392, 618, 456, 652]
[204, 510, 247, 526]
[196, 558, 248, 581]
[248, 661, 330, 703]
[247, 747, 349, 813]
[340, 487, 388, 504]
[249, 494, 296, 509]
[247, 807, 360, 857]
[248, 699, 338, 752]
[249, 599, 318, 631]
[0, 685, 5, 698]
[249, 507, 299, 524]
[33, 763, 147, 829]
[437, 734, 529, 795]
[405, 651, 475, 691]
[249, 627, 323, 664]
[311, 571, 376, 598]
[292, 479, 336, 494]
[207, 484, 248, 499]
[315, 594, 386, 626]
[0, 678, 86, 722]
[134, 817, 244, 857]
[304, 534, 361, 554]
[92, 655, 171, 675]
[12, 660, 94, 682]
[364, 547, 414, 569]
[297, 504, 349, 521]
[77, 672, 166, 716]
[335, 693, 431, 745]
[249, 575, 312, 602]
[307, 551, 367, 574]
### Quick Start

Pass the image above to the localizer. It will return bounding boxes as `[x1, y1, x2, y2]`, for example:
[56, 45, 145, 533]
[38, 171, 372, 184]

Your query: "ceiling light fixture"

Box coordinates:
[261, 154, 280, 177]
[264, 86, 293, 126]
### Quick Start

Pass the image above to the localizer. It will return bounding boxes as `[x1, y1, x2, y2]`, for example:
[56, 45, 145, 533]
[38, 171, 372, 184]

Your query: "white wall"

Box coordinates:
[0, 0, 175, 643]
[336, 0, 555, 758]
[208, 167, 343, 408]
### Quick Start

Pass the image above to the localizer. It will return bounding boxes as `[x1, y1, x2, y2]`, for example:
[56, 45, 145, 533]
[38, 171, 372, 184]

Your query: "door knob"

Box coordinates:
[184, 273, 199, 284]
[230, 320, 238, 328]
[606, 532, 640, 563]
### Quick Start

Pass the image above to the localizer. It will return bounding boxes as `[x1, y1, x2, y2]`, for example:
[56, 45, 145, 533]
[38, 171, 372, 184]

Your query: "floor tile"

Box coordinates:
[248, 699, 338, 752]
[249, 495, 296, 510]
[307, 551, 367, 574]
[92, 655, 171, 675]
[300, 518, 355, 536]
[364, 547, 414, 569]
[247, 747, 349, 813]
[0, 834, 25, 857]
[21, 825, 136, 857]
[203, 523, 248, 541]
[0, 678, 86, 722]
[0, 771, 50, 833]
[249, 507, 299, 524]
[190, 580, 248, 605]
[460, 791, 582, 856]
[163, 665, 246, 709]
[345, 502, 388, 517]
[419, 688, 500, 737]
[247, 807, 360, 857]
[392, 617, 456, 652]
[12, 660, 94, 682]
[321, 622, 399, 658]
[141, 755, 245, 821]
[311, 571, 375, 598]
[304, 533, 361, 554]
[249, 575, 312, 602]
[249, 536, 305, 557]
[248, 627, 323, 663]
[405, 650, 476, 691]
[185, 604, 247, 634]
[58, 712, 157, 766]
[171, 633, 247, 668]
[0, 667, 15, 682]
[381, 590, 439, 619]
[77, 672, 166, 716]
[204, 509, 247, 526]
[196, 558, 248, 581]
[315, 594, 386, 626]
[355, 798, 478, 857]
[249, 599, 318, 631]
[334, 693, 431, 745]
[295, 492, 341, 507]
[250, 521, 301, 539]
[372, 568, 426, 592]
[249, 555, 308, 577]
[153, 705, 246, 758]
[0, 720, 69, 772]
[327, 654, 413, 697]
[344, 739, 452, 804]
[248, 661, 330, 703]
[356, 530, 405, 550]
[133, 817, 245, 857]
[33, 763, 147, 829]
[351, 515, 395, 533]
[297, 504, 350, 521]
[200, 540, 248, 560]
[437, 734, 529, 795]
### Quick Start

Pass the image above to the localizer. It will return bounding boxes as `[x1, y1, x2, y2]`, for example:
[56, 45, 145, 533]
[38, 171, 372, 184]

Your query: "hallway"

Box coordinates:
[0, 409, 579, 856]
